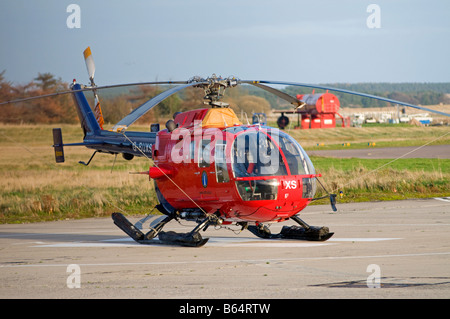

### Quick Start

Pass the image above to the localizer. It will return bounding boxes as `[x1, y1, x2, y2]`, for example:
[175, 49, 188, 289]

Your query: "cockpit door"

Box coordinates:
[215, 143, 230, 183]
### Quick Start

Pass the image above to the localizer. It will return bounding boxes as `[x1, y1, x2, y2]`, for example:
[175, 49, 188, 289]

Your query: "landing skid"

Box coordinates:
[247, 215, 334, 242]
[279, 225, 334, 241]
[111, 212, 209, 247]
[158, 231, 209, 247]
[112, 211, 333, 246]
[124, 234, 209, 247]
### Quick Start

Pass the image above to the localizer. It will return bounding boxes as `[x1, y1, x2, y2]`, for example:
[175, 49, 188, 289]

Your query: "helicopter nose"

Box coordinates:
[148, 166, 173, 179]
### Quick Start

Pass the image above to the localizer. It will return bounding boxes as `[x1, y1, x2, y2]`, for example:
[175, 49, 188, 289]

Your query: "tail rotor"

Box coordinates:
[83, 47, 104, 129]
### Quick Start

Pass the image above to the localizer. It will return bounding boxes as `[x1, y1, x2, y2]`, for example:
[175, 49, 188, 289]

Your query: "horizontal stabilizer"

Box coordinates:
[52, 128, 65, 163]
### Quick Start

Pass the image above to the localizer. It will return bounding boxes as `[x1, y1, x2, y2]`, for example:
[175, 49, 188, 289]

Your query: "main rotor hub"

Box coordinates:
[190, 74, 239, 107]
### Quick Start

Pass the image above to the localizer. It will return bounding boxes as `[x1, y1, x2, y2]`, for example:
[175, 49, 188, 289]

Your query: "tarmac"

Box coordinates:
[0, 198, 449, 299]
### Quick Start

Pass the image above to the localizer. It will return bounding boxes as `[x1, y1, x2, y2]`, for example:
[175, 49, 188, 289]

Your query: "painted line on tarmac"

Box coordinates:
[2, 251, 450, 269]
[329, 237, 401, 242]
[30, 237, 329, 248]
[28, 236, 401, 248]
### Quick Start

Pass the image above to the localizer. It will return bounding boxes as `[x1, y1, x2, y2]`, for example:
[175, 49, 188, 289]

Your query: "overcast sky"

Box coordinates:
[1, 0, 449, 86]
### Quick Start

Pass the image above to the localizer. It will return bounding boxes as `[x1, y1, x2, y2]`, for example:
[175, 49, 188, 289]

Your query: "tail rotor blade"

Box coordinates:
[83, 46, 96, 84]
[83, 46, 104, 129]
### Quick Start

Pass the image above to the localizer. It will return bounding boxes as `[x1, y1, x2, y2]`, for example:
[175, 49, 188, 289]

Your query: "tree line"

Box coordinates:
[0, 71, 78, 124]
[0, 71, 271, 125]
[1, 70, 449, 124]
[283, 82, 450, 109]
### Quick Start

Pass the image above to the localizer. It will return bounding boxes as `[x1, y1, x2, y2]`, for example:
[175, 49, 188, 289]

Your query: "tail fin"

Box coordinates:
[93, 95, 104, 130]
[71, 82, 101, 136]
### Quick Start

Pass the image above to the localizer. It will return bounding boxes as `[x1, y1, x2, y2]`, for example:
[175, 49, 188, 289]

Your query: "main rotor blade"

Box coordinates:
[248, 80, 450, 117]
[112, 81, 207, 131]
[0, 81, 188, 106]
[241, 81, 303, 107]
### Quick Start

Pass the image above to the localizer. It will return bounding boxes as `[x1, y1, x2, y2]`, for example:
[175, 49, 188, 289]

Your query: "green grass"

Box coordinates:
[0, 124, 449, 223]
[311, 156, 450, 173]
[311, 156, 450, 203]
[286, 125, 450, 150]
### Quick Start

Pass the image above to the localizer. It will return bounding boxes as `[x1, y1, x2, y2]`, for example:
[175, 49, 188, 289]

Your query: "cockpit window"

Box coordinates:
[235, 179, 278, 201]
[231, 129, 287, 177]
[230, 127, 315, 178]
[276, 130, 315, 176]
[198, 138, 211, 168]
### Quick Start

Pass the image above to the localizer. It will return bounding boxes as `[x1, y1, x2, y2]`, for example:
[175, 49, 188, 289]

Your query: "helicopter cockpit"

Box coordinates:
[226, 126, 317, 201]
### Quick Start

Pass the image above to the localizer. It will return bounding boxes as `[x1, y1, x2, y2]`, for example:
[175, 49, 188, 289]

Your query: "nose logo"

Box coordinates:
[284, 180, 297, 189]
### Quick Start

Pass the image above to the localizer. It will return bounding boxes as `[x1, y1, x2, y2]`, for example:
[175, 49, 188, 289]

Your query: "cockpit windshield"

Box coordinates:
[276, 130, 316, 176]
[229, 126, 315, 178]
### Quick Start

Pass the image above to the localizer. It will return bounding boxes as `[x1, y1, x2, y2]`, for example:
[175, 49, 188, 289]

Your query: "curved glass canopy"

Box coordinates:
[229, 126, 315, 178]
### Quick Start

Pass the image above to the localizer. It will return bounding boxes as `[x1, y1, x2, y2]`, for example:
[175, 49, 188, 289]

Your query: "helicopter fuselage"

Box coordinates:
[151, 107, 319, 224]
[68, 84, 319, 225]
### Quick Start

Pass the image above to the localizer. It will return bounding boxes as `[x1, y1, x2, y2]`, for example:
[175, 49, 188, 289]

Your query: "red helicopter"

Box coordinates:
[3, 47, 449, 247]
